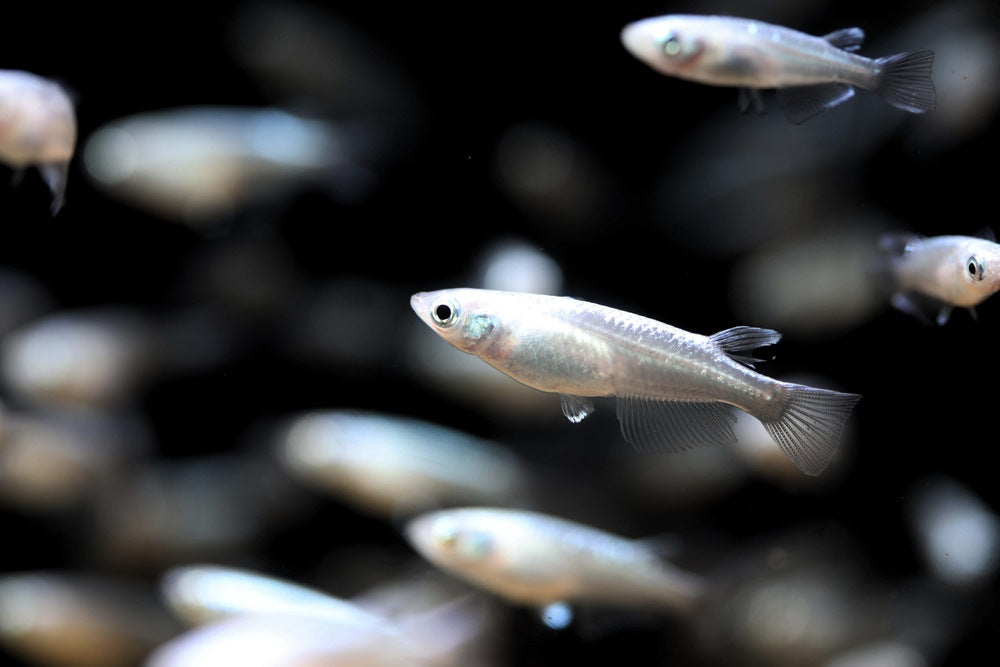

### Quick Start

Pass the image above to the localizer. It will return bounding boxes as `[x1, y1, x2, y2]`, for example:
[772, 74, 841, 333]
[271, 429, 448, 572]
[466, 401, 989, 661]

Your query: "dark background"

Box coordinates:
[1, 0, 998, 665]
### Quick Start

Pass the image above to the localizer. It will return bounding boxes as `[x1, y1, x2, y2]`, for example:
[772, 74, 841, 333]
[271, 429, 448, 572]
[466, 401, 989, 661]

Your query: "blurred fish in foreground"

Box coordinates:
[907, 476, 1000, 589]
[279, 410, 534, 517]
[82, 107, 380, 229]
[411, 288, 860, 475]
[0, 572, 179, 667]
[876, 230, 1000, 325]
[0, 69, 76, 213]
[405, 507, 705, 620]
[151, 565, 494, 667]
[620, 15, 935, 124]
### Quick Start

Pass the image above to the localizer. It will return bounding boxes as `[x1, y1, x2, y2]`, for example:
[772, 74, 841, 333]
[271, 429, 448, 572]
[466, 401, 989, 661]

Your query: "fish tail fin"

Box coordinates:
[874, 50, 936, 113]
[760, 383, 861, 476]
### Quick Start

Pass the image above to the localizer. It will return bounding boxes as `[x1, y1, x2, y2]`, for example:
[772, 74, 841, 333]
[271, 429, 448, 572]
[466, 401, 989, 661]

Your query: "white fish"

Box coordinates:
[878, 230, 1000, 325]
[620, 14, 935, 123]
[411, 288, 860, 476]
[0, 69, 76, 213]
[280, 410, 532, 516]
[82, 106, 376, 227]
[405, 507, 704, 614]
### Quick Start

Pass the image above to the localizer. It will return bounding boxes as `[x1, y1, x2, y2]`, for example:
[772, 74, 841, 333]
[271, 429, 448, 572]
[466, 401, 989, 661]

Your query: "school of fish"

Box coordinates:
[3, 4, 998, 667]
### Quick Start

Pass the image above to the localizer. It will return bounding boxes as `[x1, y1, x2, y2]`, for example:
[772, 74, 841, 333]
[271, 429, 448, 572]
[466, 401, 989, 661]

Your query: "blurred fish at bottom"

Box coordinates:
[82, 107, 381, 229]
[150, 565, 495, 667]
[404, 507, 706, 623]
[876, 229, 1000, 325]
[0, 572, 180, 667]
[279, 410, 535, 517]
[0, 69, 76, 214]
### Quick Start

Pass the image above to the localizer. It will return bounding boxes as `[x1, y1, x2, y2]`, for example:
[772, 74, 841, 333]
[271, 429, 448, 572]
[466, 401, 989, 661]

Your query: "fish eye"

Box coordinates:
[661, 32, 683, 56]
[430, 298, 461, 327]
[967, 256, 986, 282]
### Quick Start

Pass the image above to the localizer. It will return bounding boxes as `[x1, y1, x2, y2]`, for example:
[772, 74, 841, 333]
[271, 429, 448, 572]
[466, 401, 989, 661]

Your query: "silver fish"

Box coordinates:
[878, 230, 1000, 325]
[405, 506, 705, 614]
[410, 288, 860, 475]
[0, 69, 76, 213]
[620, 14, 935, 123]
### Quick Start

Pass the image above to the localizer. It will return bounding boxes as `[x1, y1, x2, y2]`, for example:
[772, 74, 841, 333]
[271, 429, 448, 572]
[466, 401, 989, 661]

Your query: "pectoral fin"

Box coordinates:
[777, 84, 855, 124]
[560, 394, 594, 423]
[38, 162, 69, 215]
[890, 292, 952, 326]
[737, 88, 766, 115]
[615, 397, 736, 453]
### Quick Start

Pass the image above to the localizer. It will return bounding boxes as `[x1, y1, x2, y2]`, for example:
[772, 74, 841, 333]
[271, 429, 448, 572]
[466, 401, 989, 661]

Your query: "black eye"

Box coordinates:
[967, 256, 985, 281]
[431, 298, 460, 327]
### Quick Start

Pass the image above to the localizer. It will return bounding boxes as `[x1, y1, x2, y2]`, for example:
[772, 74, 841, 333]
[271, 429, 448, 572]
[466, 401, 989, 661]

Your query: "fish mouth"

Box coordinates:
[410, 292, 434, 326]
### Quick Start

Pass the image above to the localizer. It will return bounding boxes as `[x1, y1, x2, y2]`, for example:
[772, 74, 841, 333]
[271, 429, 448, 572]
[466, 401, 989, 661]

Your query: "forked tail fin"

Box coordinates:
[874, 50, 936, 113]
[761, 384, 861, 476]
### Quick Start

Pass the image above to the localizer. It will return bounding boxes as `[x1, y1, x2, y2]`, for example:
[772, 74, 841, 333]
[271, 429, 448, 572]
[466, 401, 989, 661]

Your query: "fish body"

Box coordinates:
[405, 507, 704, 613]
[410, 288, 859, 475]
[0, 69, 76, 213]
[878, 232, 1000, 324]
[620, 15, 935, 123]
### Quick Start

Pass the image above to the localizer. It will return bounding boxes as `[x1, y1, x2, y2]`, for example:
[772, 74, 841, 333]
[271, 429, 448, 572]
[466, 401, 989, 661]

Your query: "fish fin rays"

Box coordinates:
[560, 394, 595, 423]
[777, 84, 855, 124]
[822, 27, 865, 52]
[874, 50, 936, 113]
[709, 326, 781, 368]
[37, 162, 69, 215]
[760, 384, 860, 476]
[890, 292, 953, 326]
[615, 397, 737, 453]
[737, 88, 767, 115]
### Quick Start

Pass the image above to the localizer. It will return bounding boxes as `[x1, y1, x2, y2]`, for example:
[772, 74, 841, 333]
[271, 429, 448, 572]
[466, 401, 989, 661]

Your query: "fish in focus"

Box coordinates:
[877, 230, 1000, 325]
[410, 288, 860, 475]
[405, 506, 705, 614]
[620, 14, 935, 124]
[0, 70, 76, 213]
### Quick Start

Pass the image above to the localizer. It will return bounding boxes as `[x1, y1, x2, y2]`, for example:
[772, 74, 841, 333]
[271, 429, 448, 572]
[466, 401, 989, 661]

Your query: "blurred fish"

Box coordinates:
[279, 410, 533, 517]
[405, 507, 705, 615]
[0, 69, 76, 213]
[161, 565, 391, 627]
[0, 572, 179, 667]
[877, 229, 1000, 324]
[620, 15, 935, 123]
[411, 288, 860, 475]
[82, 107, 378, 228]
[473, 238, 563, 295]
[0, 309, 155, 410]
[0, 267, 53, 337]
[0, 408, 152, 511]
[907, 476, 1000, 589]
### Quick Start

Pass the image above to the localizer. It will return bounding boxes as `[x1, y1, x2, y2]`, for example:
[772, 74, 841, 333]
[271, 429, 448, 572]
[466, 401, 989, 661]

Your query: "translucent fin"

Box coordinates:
[967, 307, 978, 323]
[874, 50, 936, 113]
[777, 84, 855, 124]
[761, 383, 861, 476]
[890, 292, 950, 326]
[878, 232, 921, 256]
[822, 27, 865, 52]
[737, 88, 766, 114]
[560, 394, 594, 423]
[709, 326, 781, 368]
[615, 397, 736, 453]
[38, 162, 69, 215]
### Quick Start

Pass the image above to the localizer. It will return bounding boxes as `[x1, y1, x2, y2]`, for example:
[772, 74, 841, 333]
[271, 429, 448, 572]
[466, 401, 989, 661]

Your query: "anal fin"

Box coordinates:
[615, 397, 736, 453]
[777, 84, 855, 124]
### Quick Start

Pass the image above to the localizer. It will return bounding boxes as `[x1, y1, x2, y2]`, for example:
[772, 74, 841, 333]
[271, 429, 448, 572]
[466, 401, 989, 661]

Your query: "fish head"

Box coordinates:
[620, 16, 705, 77]
[957, 240, 1000, 304]
[410, 289, 500, 355]
[405, 509, 500, 581]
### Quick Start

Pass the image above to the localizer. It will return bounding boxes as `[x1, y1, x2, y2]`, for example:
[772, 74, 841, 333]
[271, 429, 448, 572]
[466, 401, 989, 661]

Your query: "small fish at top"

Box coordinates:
[877, 229, 1000, 325]
[620, 14, 935, 124]
[0, 69, 76, 213]
[411, 288, 860, 476]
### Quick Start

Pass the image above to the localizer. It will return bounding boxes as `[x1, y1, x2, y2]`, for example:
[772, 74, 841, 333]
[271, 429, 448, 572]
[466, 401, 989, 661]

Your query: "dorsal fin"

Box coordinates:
[878, 232, 922, 256]
[822, 27, 865, 52]
[975, 227, 996, 242]
[709, 326, 781, 367]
